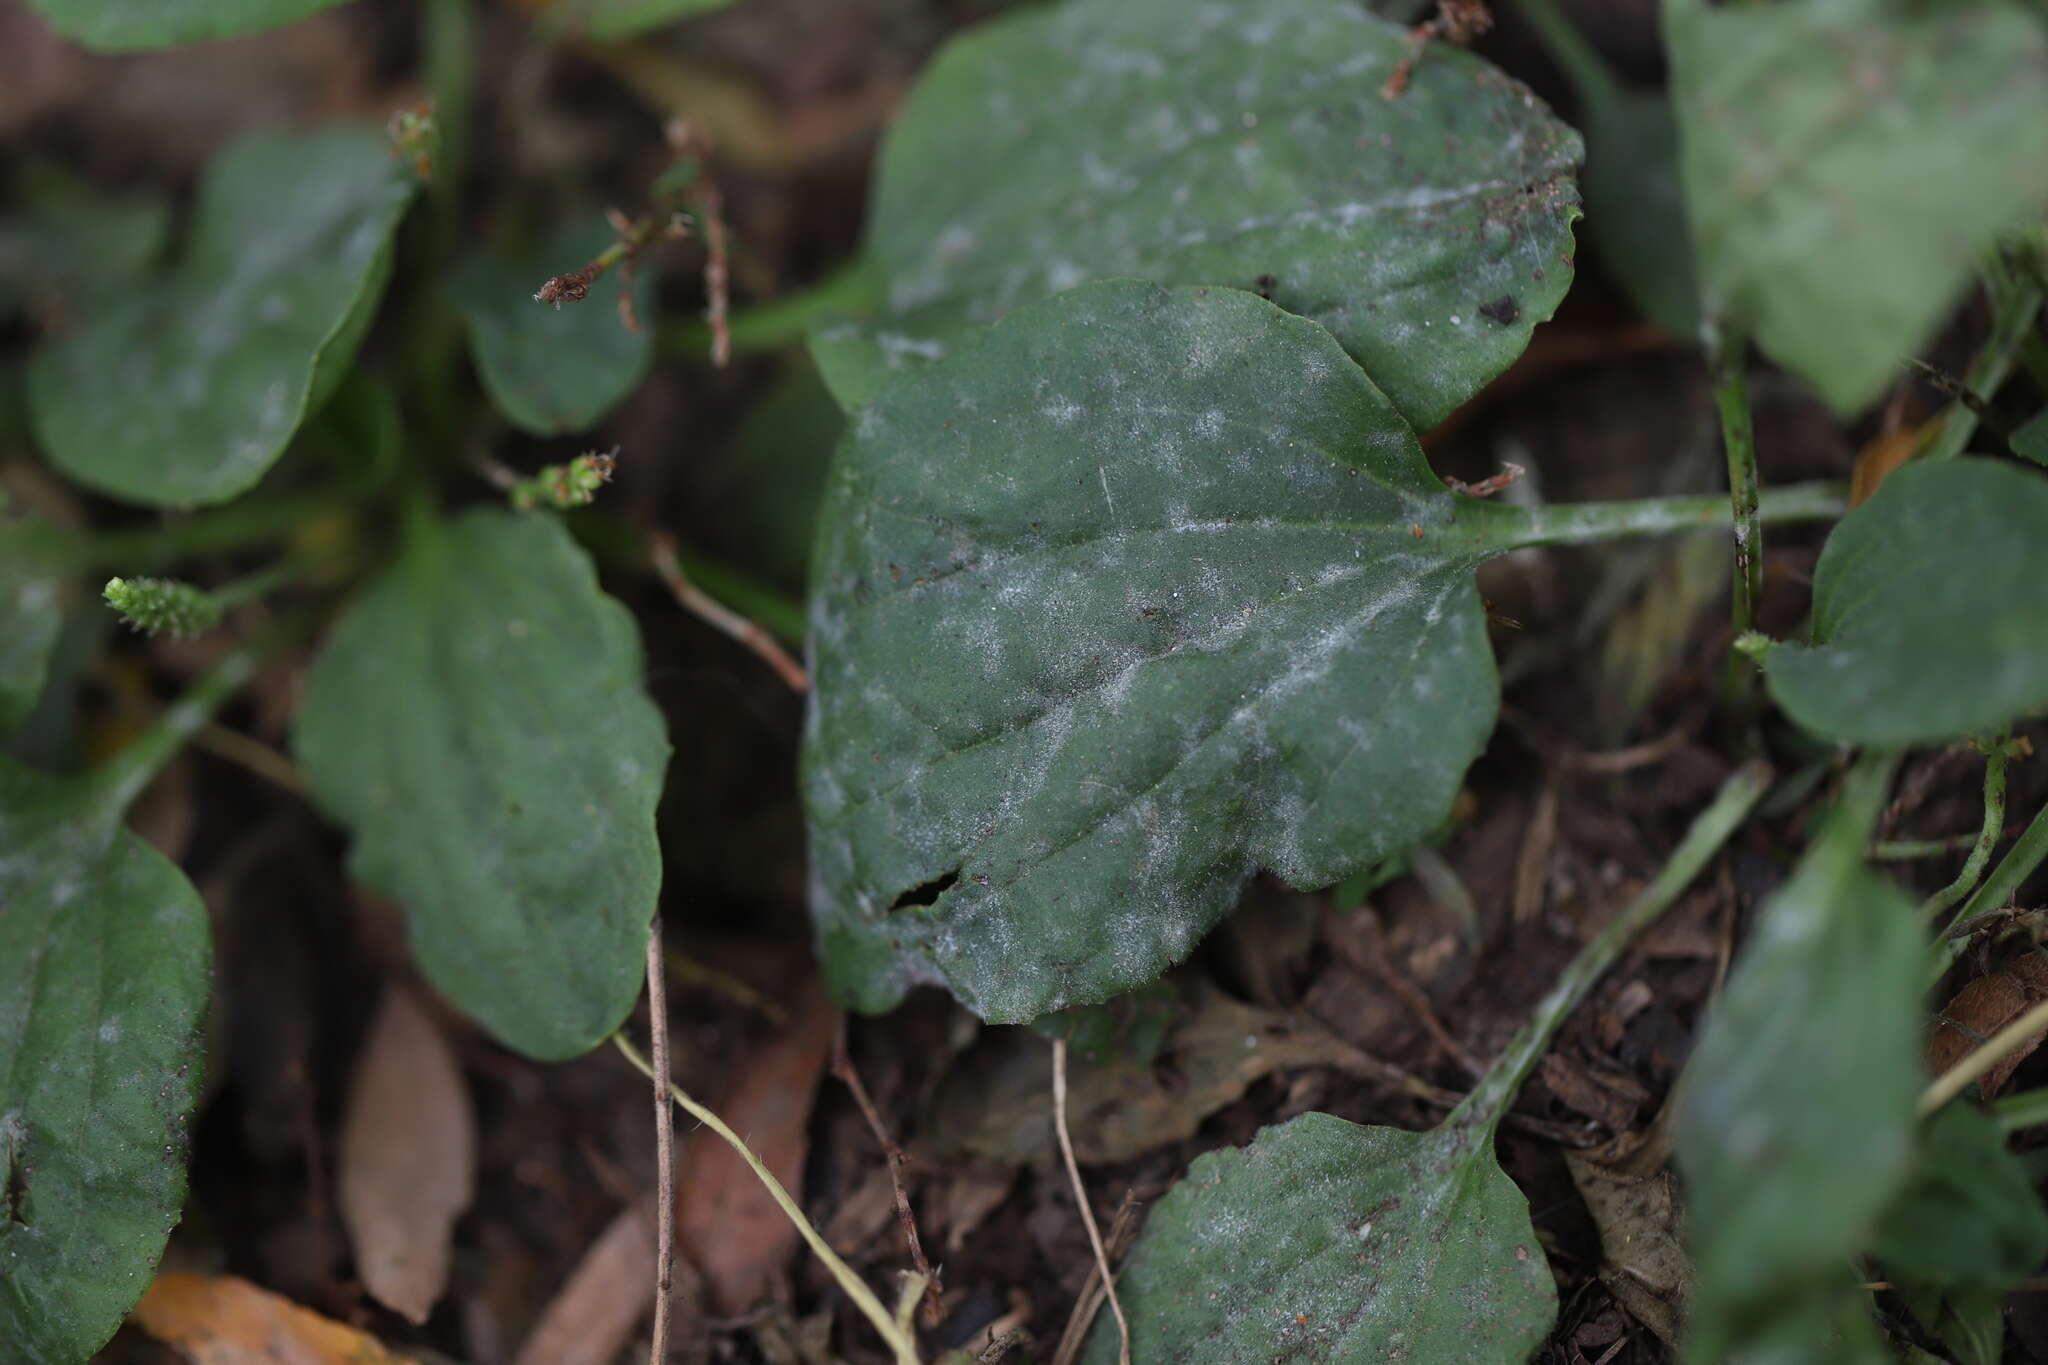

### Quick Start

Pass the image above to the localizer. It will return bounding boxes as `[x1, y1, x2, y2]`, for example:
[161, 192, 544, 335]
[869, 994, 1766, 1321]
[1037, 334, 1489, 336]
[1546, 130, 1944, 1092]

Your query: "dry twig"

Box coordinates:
[1050, 1194, 1141, 1365]
[649, 532, 809, 692]
[1052, 1039, 1130, 1365]
[1382, 0, 1493, 99]
[645, 922, 676, 1365]
[830, 1017, 943, 1325]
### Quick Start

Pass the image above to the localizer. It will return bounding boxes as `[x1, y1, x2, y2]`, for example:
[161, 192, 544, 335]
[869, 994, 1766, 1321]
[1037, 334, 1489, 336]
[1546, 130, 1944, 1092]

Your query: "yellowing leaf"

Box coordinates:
[133, 1272, 425, 1365]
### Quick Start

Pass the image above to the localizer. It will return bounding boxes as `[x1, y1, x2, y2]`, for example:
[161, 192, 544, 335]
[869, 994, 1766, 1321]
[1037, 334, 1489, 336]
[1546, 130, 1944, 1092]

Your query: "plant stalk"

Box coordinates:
[1452, 759, 1772, 1134]
[1708, 325, 1762, 698]
[1947, 796, 2048, 939]
[422, 0, 474, 261]
[92, 632, 275, 816]
[1919, 254, 2044, 463]
[611, 1033, 922, 1365]
[1923, 732, 2012, 924]
[1465, 480, 1844, 553]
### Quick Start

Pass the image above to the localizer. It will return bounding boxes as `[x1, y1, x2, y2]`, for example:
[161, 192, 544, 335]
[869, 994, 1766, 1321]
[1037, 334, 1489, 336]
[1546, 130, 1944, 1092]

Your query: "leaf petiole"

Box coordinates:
[1458, 479, 1844, 554]
[91, 628, 282, 816]
[1452, 759, 1772, 1134]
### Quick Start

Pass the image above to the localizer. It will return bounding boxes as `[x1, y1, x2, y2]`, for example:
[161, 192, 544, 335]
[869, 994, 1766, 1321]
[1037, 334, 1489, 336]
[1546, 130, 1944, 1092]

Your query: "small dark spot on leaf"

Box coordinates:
[1478, 295, 1519, 325]
[889, 867, 961, 913]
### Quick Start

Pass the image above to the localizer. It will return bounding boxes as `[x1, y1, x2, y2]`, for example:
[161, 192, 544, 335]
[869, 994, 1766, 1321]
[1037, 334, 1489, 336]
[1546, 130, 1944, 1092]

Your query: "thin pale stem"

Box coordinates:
[1053, 1039, 1130, 1365]
[610, 1033, 921, 1365]
[192, 724, 305, 795]
[657, 258, 885, 362]
[210, 553, 327, 612]
[1924, 734, 2011, 923]
[1922, 995, 2048, 1116]
[1452, 759, 1772, 1135]
[1919, 255, 2044, 463]
[1463, 480, 1845, 554]
[649, 532, 809, 690]
[644, 922, 675, 1365]
[93, 632, 274, 815]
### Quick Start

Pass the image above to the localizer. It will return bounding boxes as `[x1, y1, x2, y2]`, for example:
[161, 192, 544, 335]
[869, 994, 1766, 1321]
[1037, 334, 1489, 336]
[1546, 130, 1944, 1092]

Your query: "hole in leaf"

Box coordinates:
[888, 867, 961, 913]
[3, 1123, 27, 1229]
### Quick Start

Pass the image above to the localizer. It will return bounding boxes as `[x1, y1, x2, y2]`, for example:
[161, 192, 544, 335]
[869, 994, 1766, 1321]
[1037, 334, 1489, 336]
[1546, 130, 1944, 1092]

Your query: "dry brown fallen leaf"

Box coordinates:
[1929, 954, 2048, 1100]
[337, 984, 476, 1324]
[514, 968, 837, 1360]
[930, 980, 1384, 1165]
[511, 1196, 664, 1365]
[133, 1272, 424, 1365]
[1565, 1139, 1690, 1351]
[679, 973, 839, 1316]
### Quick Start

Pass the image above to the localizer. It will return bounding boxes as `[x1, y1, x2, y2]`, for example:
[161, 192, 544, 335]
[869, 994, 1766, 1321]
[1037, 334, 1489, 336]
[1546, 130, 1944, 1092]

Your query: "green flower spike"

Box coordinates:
[103, 575, 222, 637]
[510, 448, 618, 512]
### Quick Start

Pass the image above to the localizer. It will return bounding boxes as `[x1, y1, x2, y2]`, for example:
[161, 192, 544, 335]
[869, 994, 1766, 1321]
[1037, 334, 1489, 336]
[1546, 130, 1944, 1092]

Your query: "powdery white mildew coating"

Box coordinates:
[27, 126, 414, 507]
[1074, 1113, 1554, 1364]
[1, 765, 211, 1362]
[814, 0, 1582, 429]
[803, 282, 1507, 1023]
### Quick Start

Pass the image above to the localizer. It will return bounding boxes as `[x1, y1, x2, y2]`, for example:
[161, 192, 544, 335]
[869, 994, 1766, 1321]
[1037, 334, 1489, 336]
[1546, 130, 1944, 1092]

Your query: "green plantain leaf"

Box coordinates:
[1518, 0, 1697, 338]
[1073, 755, 1768, 1365]
[1877, 1103, 2048, 1291]
[1078, 1112, 1554, 1365]
[293, 509, 668, 1060]
[27, 126, 415, 507]
[0, 164, 169, 322]
[1675, 759, 1923, 1363]
[803, 280, 1524, 1024]
[1876, 1103, 2048, 1365]
[2014, 406, 2048, 466]
[0, 526, 63, 734]
[812, 0, 1582, 427]
[1755, 459, 2048, 746]
[1665, 0, 2048, 415]
[455, 223, 657, 437]
[22, 0, 348, 52]
[0, 764, 210, 1364]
